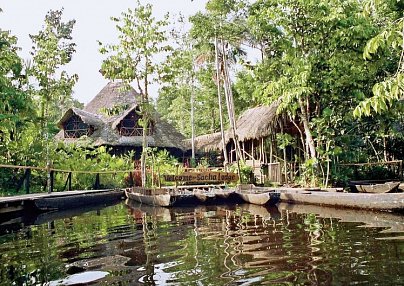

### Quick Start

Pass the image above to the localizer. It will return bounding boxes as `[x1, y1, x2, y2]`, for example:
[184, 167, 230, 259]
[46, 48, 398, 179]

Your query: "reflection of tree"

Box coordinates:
[2, 202, 403, 285]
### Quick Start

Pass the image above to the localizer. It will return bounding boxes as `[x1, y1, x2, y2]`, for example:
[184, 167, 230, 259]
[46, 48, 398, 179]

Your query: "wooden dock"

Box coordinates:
[0, 189, 125, 214]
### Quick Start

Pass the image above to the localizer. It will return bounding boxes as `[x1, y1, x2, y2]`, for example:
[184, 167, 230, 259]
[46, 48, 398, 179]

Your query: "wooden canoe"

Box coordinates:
[351, 181, 401, 193]
[235, 185, 280, 206]
[279, 189, 404, 212]
[193, 189, 216, 203]
[211, 187, 235, 199]
[125, 188, 172, 207]
[125, 187, 199, 207]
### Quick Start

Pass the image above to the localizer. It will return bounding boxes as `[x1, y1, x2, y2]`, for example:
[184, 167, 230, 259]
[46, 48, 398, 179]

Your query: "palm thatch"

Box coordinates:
[191, 100, 281, 153]
[57, 107, 104, 129]
[56, 81, 188, 151]
[231, 101, 280, 142]
[84, 81, 139, 116]
[186, 132, 225, 152]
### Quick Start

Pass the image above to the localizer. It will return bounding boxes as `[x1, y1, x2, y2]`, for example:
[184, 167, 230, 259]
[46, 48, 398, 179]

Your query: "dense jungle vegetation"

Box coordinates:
[0, 0, 403, 194]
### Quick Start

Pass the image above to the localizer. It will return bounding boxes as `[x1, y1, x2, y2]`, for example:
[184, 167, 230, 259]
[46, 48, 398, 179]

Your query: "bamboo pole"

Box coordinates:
[214, 33, 229, 169]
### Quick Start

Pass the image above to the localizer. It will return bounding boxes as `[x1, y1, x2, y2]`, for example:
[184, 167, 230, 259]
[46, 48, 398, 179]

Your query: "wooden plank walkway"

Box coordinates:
[0, 189, 125, 213]
[0, 189, 122, 203]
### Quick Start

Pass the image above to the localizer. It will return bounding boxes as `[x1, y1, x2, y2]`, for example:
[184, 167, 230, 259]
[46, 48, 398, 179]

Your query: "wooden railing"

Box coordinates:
[64, 128, 92, 138]
[119, 127, 152, 136]
[0, 164, 135, 194]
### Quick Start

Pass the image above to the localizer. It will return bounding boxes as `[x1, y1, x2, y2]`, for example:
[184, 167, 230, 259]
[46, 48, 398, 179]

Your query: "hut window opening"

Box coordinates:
[118, 110, 154, 136]
[63, 114, 94, 138]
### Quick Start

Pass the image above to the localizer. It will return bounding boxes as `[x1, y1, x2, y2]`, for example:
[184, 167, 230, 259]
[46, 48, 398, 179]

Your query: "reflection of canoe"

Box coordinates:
[126, 199, 172, 222]
[278, 203, 404, 233]
[236, 185, 280, 206]
[350, 181, 401, 193]
[125, 188, 198, 207]
[239, 204, 281, 220]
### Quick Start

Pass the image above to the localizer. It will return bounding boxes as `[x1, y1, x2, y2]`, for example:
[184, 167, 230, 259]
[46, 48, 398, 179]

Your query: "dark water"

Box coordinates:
[0, 201, 403, 286]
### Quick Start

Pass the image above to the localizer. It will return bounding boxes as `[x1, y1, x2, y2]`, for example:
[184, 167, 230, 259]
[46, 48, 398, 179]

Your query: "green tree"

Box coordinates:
[354, 0, 404, 117]
[30, 9, 78, 130]
[0, 29, 33, 164]
[190, 0, 248, 166]
[242, 0, 388, 185]
[158, 20, 198, 159]
[99, 1, 169, 186]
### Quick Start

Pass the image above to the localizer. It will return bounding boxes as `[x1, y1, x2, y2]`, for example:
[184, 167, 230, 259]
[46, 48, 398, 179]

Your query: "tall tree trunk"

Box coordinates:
[141, 99, 148, 188]
[221, 40, 243, 163]
[214, 35, 229, 169]
[141, 59, 149, 187]
[190, 85, 195, 162]
[298, 95, 316, 160]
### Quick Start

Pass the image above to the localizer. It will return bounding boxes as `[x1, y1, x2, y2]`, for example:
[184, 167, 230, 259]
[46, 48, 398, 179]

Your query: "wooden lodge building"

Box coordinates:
[192, 100, 301, 184]
[55, 82, 188, 158]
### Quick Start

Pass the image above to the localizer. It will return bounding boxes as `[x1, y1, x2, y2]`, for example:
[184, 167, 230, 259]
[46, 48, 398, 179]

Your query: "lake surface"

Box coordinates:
[0, 201, 403, 285]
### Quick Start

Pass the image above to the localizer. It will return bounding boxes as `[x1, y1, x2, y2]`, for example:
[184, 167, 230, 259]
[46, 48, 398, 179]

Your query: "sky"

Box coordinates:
[0, 0, 207, 104]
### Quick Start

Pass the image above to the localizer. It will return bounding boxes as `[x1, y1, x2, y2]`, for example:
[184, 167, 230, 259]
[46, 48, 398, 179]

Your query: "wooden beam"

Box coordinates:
[24, 169, 30, 194]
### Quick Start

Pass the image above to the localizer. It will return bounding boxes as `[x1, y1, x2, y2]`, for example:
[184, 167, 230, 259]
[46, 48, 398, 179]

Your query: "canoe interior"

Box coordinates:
[349, 181, 401, 193]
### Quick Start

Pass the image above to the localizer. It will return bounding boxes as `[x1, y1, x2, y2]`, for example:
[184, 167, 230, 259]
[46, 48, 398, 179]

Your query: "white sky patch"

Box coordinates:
[0, 0, 206, 104]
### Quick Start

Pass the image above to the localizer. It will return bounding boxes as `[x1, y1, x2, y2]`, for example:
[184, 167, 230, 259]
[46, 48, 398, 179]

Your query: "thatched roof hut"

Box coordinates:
[187, 132, 224, 152]
[191, 100, 281, 152]
[56, 81, 188, 154]
[230, 101, 280, 142]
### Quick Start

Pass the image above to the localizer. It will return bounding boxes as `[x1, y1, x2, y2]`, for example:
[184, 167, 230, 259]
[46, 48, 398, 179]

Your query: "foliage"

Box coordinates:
[146, 148, 179, 186]
[0, 28, 34, 161]
[354, 0, 404, 117]
[30, 9, 78, 127]
[230, 161, 253, 184]
[1, 1, 404, 191]
[99, 0, 169, 186]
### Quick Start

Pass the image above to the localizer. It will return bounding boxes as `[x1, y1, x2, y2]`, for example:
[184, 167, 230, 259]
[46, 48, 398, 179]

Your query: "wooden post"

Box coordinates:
[62, 172, 72, 192]
[68, 172, 72, 191]
[49, 170, 54, 193]
[399, 160, 403, 180]
[94, 173, 100, 189]
[175, 164, 179, 188]
[24, 169, 31, 194]
[252, 140, 255, 167]
[129, 171, 134, 187]
[269, 138, 273, 164]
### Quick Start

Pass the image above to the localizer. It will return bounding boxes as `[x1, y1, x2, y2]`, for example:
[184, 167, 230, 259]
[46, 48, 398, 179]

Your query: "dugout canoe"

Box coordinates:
[235, 185, 280, 206]
[125, 187, 198, 207]
[350, 181, 401, 193]
[279, 189, 404, 212]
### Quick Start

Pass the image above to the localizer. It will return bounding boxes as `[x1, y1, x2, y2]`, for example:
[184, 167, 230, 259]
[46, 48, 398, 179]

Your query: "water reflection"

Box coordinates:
[0, 201, 403, 285]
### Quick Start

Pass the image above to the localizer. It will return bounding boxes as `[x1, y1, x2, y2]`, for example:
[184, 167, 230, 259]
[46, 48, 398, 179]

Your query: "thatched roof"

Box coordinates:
[188, 132, 224, 152]
[152, 114, 188, 150]
[231, 101, 280, 142]
[90, 111, 188, 150]
[190, 101, 281, 153]
[57, 107, 104, 129]
[84, 81, 139, 116]
[56, 82, 188, 151]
